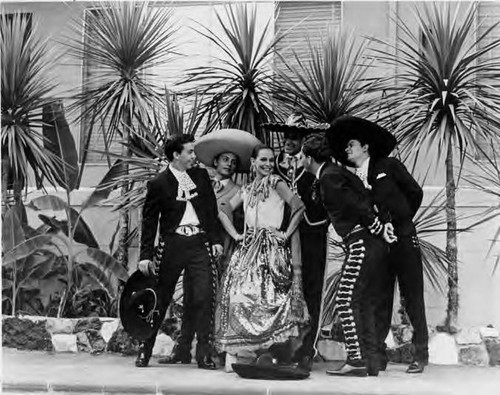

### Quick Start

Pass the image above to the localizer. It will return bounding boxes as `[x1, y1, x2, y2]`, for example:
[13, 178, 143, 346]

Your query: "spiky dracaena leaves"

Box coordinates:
[181, 4, 283, 143]
[373, 2, 500, 166]
[67, 1, 178, 164]
[274, 27, 374, 124]
[1, 14, 62, 189]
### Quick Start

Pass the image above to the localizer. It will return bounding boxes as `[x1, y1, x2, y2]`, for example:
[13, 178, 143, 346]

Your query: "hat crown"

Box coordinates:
[286, 112, 307, 127]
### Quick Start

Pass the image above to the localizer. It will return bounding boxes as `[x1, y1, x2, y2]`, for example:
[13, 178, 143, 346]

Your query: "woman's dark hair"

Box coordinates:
[164, 135, 195, 161]
[302, 133, 332, 163]
[251, 144, 273, 159]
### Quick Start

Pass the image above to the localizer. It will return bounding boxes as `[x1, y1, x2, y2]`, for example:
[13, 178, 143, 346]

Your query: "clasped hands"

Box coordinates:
[383, 222, 398, 244]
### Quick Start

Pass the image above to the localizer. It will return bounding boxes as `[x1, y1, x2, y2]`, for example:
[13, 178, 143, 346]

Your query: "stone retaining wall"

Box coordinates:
[3, 316, 500, 366]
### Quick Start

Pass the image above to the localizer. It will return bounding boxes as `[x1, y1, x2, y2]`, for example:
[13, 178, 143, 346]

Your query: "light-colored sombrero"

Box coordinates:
[194, 129, 262, 173]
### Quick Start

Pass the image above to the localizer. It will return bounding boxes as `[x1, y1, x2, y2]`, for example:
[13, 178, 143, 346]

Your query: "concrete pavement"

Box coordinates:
[2, 348, 500, 395]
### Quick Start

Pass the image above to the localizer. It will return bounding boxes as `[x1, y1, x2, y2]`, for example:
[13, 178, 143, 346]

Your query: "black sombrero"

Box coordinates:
[263, 112, 330, 138]
[327, 115, 397, 166]
[119, 270, 162, 341]
[232, 353, 310, 380]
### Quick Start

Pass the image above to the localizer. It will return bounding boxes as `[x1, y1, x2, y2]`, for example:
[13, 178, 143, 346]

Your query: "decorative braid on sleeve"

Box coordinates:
[368, 217, 384, 235]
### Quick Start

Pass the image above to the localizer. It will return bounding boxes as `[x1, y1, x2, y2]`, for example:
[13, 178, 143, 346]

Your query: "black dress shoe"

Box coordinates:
[297, 356, 313, 372]
[135, 344, 152, 368]
[406, 361, 426, 374]
[197, 355, 217, 370]
[158, 352, 191, 364]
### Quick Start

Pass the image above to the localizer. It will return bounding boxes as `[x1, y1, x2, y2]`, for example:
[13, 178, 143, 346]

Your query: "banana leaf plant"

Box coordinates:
[1, 14, 64, 210]
[2, 166, 128, 317]
[180, 3, 284, 143]
[273, 26, 375, 125]
[66, 0, 178, 270]
[371, 2, 500, 331]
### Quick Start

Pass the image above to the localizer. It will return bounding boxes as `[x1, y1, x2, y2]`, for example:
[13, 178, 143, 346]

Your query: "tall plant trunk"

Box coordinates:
[1, 155, 10, 215]
[444, 141, 458, 332]
[116, 111, 131, 271]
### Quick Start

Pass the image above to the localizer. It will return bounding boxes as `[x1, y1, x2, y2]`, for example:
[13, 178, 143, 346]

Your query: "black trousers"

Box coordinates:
[294, 227, 328, 360]
[375, 229, 429, 362]
[143, 233, 215, 361]
[337, 230, 387, 365]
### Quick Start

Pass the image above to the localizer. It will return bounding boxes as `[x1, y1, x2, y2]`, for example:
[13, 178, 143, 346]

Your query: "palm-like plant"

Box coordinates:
[373, 3, 500, 331]
[273, 27, 375, 124]
[464, 143, 500, 273]
[181, 4, 283, 143]
[67, 1, 178, 270]
[1, 14, 62, 209]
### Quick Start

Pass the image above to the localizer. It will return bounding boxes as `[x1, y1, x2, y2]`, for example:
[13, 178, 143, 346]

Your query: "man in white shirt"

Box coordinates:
[135, 135, 223, 369]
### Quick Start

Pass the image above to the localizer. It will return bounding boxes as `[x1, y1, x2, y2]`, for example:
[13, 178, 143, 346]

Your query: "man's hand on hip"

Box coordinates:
[212, 244, 223, 258]
[138, 259, 156, 276]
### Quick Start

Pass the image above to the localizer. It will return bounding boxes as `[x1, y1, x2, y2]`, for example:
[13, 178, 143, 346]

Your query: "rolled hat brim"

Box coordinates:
[119, 270, 162, 341]
[327, 116, 397, 166]
[194, 129, 262, 173]
[232, 363, 310, 380]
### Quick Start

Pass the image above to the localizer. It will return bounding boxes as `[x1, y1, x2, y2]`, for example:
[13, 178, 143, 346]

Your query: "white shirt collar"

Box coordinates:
[315, 162, 327, 180]
[358, 157, 370, 175]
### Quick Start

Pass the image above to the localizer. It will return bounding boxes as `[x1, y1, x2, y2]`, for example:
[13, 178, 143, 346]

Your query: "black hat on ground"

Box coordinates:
[327, 115, 397, 166]
[231, 353, 310, 380]
[263, 112, 330, 139]
[119, 270, 162, 341]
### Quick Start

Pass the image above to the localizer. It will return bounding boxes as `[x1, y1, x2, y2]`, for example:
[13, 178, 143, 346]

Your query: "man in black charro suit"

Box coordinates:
[136, 135, 223, 369]
[331, 116, 428, 374]
[301, 133, 395, 377]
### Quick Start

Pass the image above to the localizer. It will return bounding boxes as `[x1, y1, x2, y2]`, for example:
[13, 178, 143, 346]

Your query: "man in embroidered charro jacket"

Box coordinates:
[301, 133, 395, 377]
[333, 116, 428, 374]
[263, 113, 329, 372]
[160, 129, 259, 367]
[136, 135, 223, 369]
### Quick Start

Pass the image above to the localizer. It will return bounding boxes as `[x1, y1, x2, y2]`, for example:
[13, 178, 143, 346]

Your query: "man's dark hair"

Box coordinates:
[164, 135, 195, 161]
[302, 133, 332, 163]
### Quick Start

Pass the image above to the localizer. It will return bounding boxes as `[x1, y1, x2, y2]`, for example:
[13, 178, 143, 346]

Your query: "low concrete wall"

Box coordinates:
[3, 316, 500, 367]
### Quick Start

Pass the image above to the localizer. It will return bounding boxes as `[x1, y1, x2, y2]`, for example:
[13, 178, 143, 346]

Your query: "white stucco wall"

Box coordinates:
[3, 0, 500, 329]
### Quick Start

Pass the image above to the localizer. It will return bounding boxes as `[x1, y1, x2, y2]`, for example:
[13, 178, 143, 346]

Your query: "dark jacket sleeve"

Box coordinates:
[388, 158, 423, 217]
[201, 169, 223, 245]
[139, 178, 161, 261]
[321, 171, 382, 235]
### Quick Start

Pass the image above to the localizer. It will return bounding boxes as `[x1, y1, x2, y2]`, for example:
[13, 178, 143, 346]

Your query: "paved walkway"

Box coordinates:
[2, 348, 500, 395]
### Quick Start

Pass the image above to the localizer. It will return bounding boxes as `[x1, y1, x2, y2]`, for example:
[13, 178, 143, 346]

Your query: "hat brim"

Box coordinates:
[194, 129, 262, 173]
[120, 270, 162, 341]
[232, 363, 310, 380]
[327, 116, 397, 166]
[262, 122, 330, 137]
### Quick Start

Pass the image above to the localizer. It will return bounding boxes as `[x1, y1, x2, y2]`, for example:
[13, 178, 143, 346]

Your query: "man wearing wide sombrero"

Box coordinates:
[263, 113, 329, 371]
[158, 129, 260, 367]
[329, 115, 428, 374]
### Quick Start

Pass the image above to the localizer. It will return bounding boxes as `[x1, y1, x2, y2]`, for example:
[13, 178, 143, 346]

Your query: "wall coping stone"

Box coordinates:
[3, 316, 500, 366]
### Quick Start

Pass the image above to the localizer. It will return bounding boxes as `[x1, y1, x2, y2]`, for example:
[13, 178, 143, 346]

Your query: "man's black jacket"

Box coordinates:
[368, 157, 423, 236]
[140, 167, 221, 261]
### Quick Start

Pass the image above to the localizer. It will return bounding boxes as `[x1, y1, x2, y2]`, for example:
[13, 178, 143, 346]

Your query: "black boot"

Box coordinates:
[135, 341, 153, 368]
